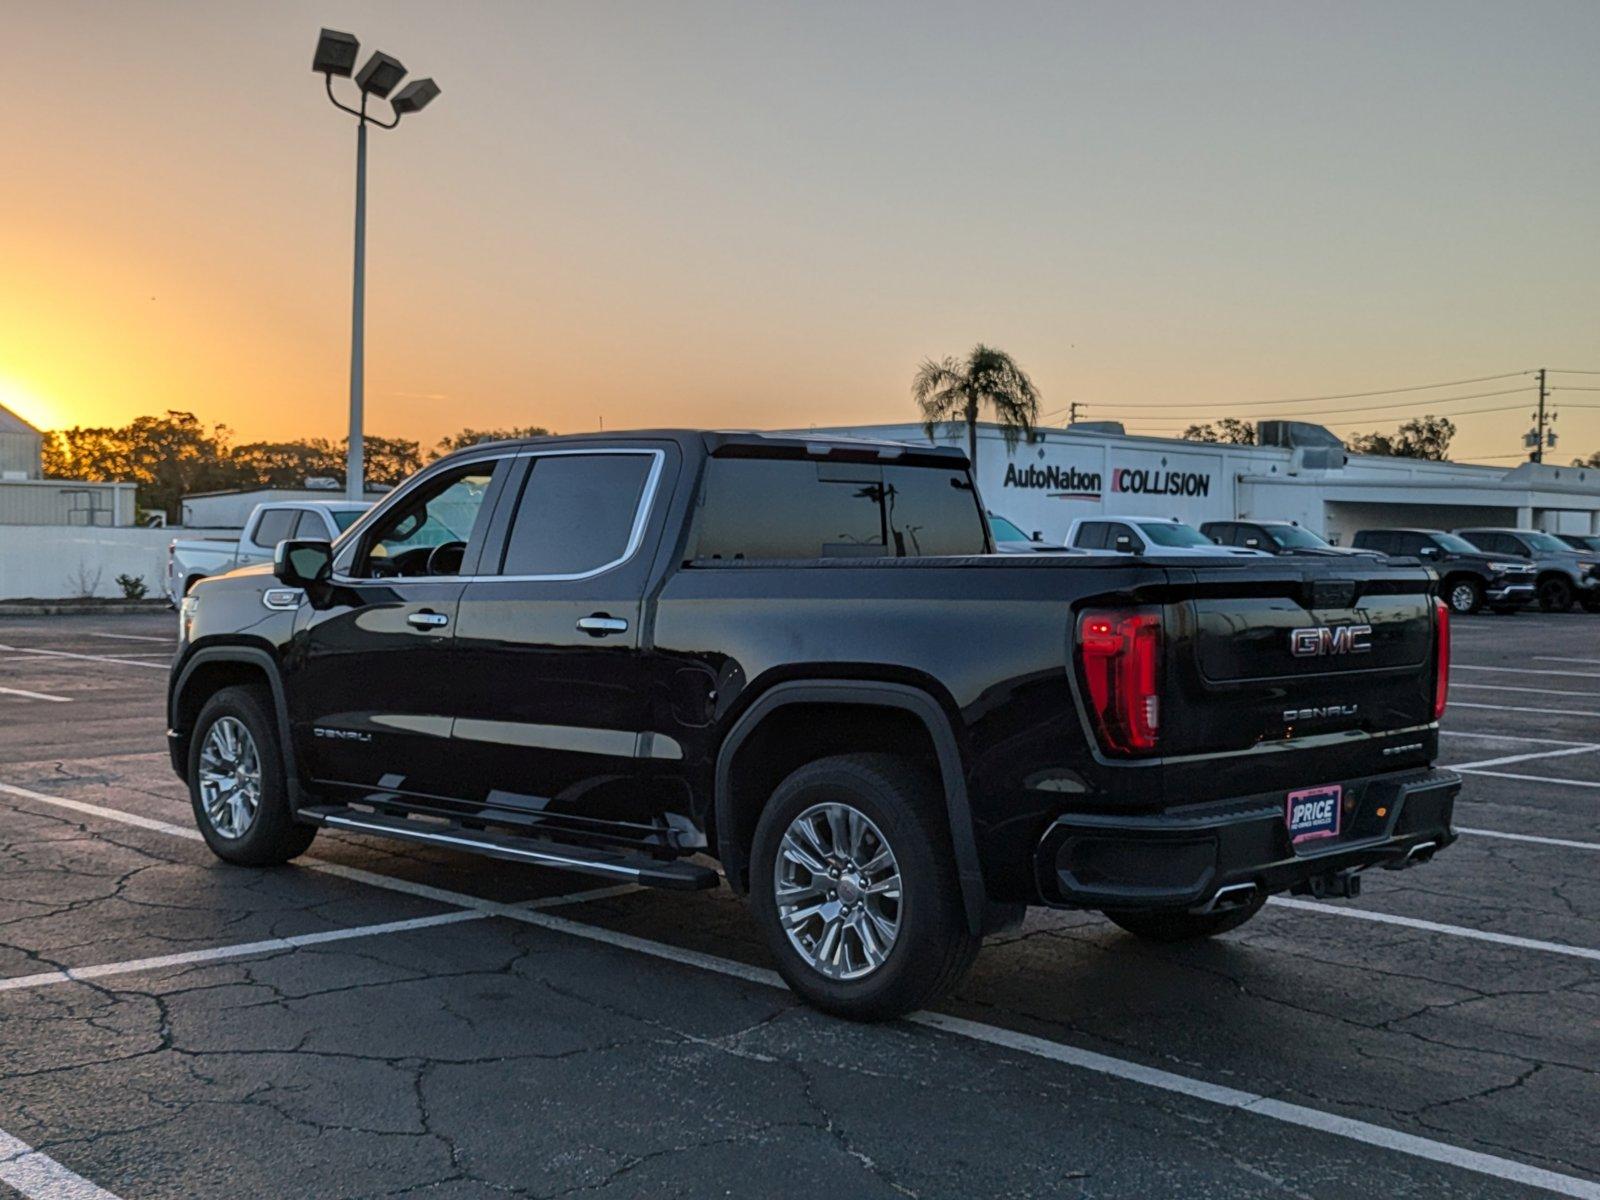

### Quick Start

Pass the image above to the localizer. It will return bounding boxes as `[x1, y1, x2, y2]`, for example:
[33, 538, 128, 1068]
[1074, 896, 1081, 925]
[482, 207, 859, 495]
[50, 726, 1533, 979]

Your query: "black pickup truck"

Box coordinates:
[168, 430, 1459, 1019]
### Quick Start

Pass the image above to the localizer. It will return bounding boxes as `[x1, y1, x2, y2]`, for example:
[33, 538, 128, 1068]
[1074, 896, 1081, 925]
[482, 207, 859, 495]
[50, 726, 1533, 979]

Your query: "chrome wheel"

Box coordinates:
[773, 801, 901, 980]
[1450, 582, 1477, 613]
[196, 716, 261, 839]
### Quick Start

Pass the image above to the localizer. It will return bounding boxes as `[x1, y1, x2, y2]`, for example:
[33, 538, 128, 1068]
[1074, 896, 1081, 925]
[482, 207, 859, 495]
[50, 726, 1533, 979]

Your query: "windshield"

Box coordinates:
[1432, 532, 1480, 554]
[1266, 525, 1331, 549]
[988, 513, 1030, 543]
[332, 509, 366, 531]
[1560, 534, 1600, 552]
[1139, 522, 1212, 548]
[1524, 532, 1571, 553]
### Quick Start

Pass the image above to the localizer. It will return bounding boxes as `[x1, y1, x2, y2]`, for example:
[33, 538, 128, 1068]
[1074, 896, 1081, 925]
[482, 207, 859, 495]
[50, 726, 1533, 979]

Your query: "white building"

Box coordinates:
[801, 421, 1600, 545]
[0, 402, 138, 527]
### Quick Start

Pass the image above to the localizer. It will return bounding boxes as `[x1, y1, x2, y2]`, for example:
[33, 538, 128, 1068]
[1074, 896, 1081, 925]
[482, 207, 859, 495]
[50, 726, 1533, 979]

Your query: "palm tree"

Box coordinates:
[911, 344, 1041, 465]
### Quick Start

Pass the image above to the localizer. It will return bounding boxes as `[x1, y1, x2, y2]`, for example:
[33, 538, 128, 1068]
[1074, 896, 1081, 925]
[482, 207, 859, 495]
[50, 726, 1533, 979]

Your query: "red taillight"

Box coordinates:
[1077, 608, 1162, 755]
[1433, 597, 1450, 720]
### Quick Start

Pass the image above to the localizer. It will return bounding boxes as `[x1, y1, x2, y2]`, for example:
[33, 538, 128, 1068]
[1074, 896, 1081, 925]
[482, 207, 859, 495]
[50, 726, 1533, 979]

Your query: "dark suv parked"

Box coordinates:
[1201, 520, 1379, 558]
[1351, 529, 1535, 615]
[1453, 528, 1600, 612]
[1555, 532, 1600, 555]
[167, 430, 1458, 1020]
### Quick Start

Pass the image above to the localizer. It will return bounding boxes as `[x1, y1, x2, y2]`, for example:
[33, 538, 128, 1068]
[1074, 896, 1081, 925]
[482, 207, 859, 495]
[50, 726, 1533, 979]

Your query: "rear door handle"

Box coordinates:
[576, 615, 629, 636]
[407, 610, 450, 629]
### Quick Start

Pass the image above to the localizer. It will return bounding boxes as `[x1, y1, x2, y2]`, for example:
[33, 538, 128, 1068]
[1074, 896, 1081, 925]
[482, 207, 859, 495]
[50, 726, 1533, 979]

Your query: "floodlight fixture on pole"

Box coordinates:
[313, 29, 442, 501]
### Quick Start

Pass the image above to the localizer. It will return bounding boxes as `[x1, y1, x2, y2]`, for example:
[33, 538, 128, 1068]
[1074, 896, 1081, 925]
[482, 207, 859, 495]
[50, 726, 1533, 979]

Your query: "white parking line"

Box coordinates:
[1452, 701, 1600, 719]
[3, 781, 1599, 1199]
[1454, 683, 1600, 699]
[0, 1128, 124, 1200]
[86, 633, 171, 644]
[0, 910, 488, 994]
[1536, 656, 1600, 666]
[0, 686, 70, 703]
[1458, 827, 1600, 852]
[1456, 768, 1600, 791]
[1267, 898, 1600, 962]
[0, 645, 166, 671]
[1455, 664, 1600, 681]
[1440, 731, 1596, 747]
[1446, 745, 1600, 770]
[0, 882, 639, 997]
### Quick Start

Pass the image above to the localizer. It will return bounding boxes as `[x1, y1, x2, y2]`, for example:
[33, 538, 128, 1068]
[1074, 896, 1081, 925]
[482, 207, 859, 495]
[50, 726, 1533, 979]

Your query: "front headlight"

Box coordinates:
[1486, 562, 1514, 573]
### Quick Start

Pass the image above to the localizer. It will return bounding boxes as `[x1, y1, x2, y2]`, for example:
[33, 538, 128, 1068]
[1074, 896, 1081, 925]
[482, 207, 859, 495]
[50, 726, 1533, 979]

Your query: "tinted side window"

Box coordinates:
[692, 458, 986, 560]
[251, 509, 297, 549]
[499, 453, 655, 576]
[1210, 523, 1237, 545]
[1073, 522, 1107, 550]
[289, 510, 323, 540]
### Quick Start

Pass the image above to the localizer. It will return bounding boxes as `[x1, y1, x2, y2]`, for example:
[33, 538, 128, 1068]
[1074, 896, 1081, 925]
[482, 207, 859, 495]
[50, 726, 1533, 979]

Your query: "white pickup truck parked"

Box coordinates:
[165, 500, 369, 604]
[1065, 514, 1269, 558]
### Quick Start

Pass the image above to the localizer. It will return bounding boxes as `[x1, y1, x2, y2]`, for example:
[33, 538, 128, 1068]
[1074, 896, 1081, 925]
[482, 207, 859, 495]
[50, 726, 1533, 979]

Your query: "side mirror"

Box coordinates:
[1418, 546, 1439, 559]
[274, 539, 333, 597]
[1114, 534, 1139, 554]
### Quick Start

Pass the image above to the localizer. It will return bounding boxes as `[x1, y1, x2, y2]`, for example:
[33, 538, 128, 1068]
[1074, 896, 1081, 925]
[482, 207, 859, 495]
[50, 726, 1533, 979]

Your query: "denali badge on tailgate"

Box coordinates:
[1286, 784, 1342, 843]
[1289, 624, 1372, 657]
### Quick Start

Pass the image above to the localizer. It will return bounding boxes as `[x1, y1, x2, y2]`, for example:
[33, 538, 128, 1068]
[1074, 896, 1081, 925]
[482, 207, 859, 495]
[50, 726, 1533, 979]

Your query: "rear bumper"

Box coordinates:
[1034, 768, 1458, 911]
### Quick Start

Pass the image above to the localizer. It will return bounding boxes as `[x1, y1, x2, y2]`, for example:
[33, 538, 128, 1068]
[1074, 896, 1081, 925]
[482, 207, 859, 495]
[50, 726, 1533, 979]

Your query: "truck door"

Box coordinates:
[446, 444, 681, 845]
[286, 456, 513, 800]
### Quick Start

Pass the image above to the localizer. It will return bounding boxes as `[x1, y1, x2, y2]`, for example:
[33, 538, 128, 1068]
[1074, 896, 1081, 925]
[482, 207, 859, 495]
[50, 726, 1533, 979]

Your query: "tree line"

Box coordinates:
[1180, 414, 1460, 460]
[41, 411, 550, 521]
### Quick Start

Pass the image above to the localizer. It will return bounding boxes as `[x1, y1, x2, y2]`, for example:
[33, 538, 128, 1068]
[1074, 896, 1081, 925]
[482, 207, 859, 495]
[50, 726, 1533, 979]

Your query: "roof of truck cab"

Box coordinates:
[433, 429, 970, 467]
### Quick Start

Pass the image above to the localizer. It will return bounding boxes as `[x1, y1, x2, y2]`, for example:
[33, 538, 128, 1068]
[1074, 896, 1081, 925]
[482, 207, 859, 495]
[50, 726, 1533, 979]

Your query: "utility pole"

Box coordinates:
[1528, 368, 1551, 463]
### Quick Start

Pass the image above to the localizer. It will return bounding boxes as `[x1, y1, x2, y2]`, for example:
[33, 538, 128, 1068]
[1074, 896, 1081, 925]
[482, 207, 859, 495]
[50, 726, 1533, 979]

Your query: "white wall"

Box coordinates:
[0, 526, 216, 599]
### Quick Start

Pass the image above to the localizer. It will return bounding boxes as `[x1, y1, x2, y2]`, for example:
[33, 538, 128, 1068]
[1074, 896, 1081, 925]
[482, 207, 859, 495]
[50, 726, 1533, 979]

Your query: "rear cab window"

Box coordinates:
[250, 508, 298, 550]
[691, 456, 987, 560]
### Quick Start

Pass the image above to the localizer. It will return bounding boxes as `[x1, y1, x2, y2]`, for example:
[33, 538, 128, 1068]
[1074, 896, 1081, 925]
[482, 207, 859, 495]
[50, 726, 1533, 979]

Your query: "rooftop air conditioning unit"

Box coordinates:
[1257, 420, 1348, 470]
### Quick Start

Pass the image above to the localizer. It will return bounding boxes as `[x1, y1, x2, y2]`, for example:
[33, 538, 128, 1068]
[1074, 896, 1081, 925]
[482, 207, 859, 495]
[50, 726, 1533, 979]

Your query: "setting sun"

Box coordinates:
[0, 378, 63, 433]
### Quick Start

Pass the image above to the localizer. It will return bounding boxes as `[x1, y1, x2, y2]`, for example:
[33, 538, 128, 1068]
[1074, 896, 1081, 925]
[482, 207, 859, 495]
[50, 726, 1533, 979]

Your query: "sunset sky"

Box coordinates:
[3, 0, 1597, 464]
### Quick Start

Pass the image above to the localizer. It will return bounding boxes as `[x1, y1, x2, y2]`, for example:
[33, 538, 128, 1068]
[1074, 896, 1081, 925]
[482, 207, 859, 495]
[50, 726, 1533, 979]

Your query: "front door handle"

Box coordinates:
[577, 615, 629, 636]
[407, 610, 450, 629]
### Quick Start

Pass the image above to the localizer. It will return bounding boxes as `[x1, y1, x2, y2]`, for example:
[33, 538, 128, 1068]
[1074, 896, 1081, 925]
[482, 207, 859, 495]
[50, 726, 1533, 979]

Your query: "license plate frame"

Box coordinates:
[1286, 784, 1342, 845]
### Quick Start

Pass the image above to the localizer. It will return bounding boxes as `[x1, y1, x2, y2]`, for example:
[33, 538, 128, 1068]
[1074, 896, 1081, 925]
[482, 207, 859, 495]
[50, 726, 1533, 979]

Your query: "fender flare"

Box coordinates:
[714, 680, 990, 934]
[170, 646, 303, 809]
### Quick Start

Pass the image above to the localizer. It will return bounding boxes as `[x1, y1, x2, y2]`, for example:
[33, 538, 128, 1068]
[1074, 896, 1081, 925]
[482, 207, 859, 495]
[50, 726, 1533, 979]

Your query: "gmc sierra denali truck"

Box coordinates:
[168, 430, 1459, 1020]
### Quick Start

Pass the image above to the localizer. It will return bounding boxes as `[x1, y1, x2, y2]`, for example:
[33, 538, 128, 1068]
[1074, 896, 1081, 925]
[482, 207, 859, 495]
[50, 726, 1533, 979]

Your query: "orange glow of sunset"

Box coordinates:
[2, 3, 1598, 465]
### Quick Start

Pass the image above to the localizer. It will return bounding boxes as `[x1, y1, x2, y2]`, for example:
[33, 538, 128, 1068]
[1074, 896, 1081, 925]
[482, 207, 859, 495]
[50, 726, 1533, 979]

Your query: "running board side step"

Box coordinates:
[299, 806, 720, 891]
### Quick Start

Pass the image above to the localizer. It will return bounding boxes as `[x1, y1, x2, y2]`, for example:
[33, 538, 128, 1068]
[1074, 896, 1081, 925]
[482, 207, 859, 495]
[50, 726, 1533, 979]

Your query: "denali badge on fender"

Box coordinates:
[1289, 623, 1372, 657]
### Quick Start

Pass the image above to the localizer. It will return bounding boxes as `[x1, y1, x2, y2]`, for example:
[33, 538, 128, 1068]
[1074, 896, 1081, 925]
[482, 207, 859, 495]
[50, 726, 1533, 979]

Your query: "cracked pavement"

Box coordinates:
[0, 613, 1596, 1198]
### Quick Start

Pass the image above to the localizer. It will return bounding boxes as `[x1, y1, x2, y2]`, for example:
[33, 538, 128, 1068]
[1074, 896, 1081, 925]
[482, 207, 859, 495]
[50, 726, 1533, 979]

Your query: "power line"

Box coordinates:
[1094, 370, 1533, 412]
[1097, 387, 1533, 424]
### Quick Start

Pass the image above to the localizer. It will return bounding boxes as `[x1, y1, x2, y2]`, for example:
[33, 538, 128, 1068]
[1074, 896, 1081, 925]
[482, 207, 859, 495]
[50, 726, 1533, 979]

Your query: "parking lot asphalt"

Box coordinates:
[0, 611, 1596, 1199]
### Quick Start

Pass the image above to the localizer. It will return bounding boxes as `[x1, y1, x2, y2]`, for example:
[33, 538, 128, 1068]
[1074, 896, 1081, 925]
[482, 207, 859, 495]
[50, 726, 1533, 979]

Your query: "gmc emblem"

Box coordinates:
[1290, 624, 1373, 657]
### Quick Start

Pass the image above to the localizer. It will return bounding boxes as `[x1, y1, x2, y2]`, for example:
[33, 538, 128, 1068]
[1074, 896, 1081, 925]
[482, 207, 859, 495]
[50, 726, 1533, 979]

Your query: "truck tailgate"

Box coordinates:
[1160, 561, 1440, 804]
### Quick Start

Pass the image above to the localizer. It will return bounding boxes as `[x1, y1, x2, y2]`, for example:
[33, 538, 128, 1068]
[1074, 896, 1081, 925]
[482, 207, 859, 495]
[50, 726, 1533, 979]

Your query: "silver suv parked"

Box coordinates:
[1453, 528, 1600, 613]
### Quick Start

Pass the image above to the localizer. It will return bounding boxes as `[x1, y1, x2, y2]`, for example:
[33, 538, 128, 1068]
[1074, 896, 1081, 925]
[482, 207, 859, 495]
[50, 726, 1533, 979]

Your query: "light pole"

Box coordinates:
[313, 29, 441, 501]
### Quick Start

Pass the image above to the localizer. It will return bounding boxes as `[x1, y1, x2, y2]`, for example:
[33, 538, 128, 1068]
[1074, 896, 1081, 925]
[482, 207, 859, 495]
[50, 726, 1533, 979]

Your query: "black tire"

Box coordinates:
[1538, 576, 1575, 613]
[1103, 895, 1266, 943]
[187, 685, 316, 866]
[1442, 577, 1483, 616]
[748, 753, 980, 1021]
